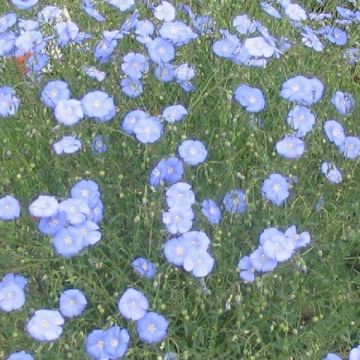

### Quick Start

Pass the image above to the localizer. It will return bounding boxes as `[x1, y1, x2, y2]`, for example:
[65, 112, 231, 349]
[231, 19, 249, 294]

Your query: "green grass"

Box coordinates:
[0, 0, 359, 359]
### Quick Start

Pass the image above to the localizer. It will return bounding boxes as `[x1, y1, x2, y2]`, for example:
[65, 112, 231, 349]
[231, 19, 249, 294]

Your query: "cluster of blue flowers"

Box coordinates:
[238, 225, 311, 283]
[324, 118, 360, 161]
[85, 286, 168, 359]
[1, 0, 359, 358]
[29, 179, 103, 257]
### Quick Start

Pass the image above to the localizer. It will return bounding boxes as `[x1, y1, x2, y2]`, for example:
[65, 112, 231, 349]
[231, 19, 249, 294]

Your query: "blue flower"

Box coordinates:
[0, 282, 22, 313]
[162, 105, 187, 123]
[11, 0, 38, 10]
[82, 0, 105, 22]
[134, 19, 154, 43]
[94, 38, 117, 63]
[154, 1, 176, 22]
[262, 173, 290, 206]
[339, 136, 360, 160]
[284, 225, 311, 250]
[175, 63, 195, 82]
[232, 15, 256, 34]
[287, 105, 315, 136]
[132, 257, 157, 279]
[301, 26, 324, 52]
[7, 351, 34, 360]
[146, 37, 175, 64]
[159, 21, 198, 46]
[331, 91, 355, 116]
[26, 309, 64, 341]
[59, 198, 90, 225]
[234, 84, 266, 113]
[182, 231, 210, 252]
[136, 312, 168, 343]
[121, 109, 149, 135]
[149, 157, 184, 187]
[183, 249, 214, 277]
[154, 64, 176, 82]
[0, 13, 17, 33]
[53, 136, 82, 155]
[321, 162, 342, 184]
[120, 77, 143, 98]
[201, 199, 222, 224]
[162, 207, 194, 234]
[75, 220, 101, 246]
[0, 273, 27, 312]
[37, 6, 63, 23]
[133, 116, 163, 144]
[56, 21, 80, 47]
[83, 66, 106, 81]
[263, 232, 294, 262]
[86, 329, 108, 359]
[164, 236, 188, 266]
[325, 28, 347, 46]
[91, 135, 108, 154]
[178, 139, 208, 165]
[38, 211, 67, 236]
[82, 91, 115, 122]
[103, 326, 130, 359]
[223, 189, 247, 214]
[260, 2, 282, 19]
[249, 247, 277, 272]
[29, 195, 58, 218]
[212, 37, 239, 59]
[166, 182, 195, 209]
[244, 36, 275, 58]
[324, 120, 346, 146]
[71, 180, 100, 208]
[121, 52, 149, 79]
[238, 256, 256, 282]
[51, 226, 84, 257]
[41, 81, 71, 109]
[0, 86, 20, 117]
[118, 288, 149, 321]
[343, 48, 360, 65]
[54, 99, 84, 126]
[280, 75, 314, 104]
[0, 195, 20, 220]
[15, 30, 44, 57]
[59, 289, 87, 318]
[276, 135, 305, 159]
[0, 32, 16, 57]
[284, 3, 307, 21]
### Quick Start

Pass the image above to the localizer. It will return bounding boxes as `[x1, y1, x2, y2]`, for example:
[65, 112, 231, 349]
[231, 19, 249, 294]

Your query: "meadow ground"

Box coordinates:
[0, 0, 359, 359]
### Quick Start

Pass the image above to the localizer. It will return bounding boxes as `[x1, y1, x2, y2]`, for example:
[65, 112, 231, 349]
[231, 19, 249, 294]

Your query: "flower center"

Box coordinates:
[41, 320, 49, 329]
[64, 236, 73, 245]
[97, 340, 104, 349]
[148, 323, 157, 333]
[176, 246, 184, 255]
[93, 100, 102, 109]
[291, 83, 300, 92]
[248, 96, 257, 104]
[272, 183, 281, 193]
